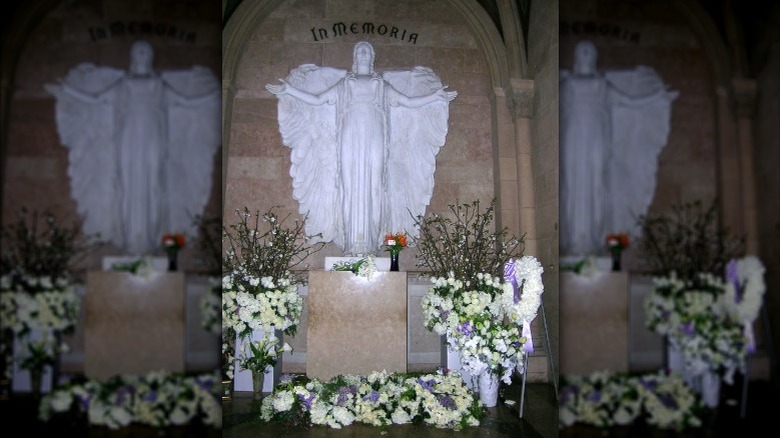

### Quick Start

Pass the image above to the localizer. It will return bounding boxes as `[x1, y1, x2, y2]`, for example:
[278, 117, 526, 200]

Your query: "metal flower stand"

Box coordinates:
[519, 299, 558, 418]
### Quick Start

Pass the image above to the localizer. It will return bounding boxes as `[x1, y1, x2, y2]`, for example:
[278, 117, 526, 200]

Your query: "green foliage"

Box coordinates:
[411, 198, 525, 280]
[636, 199, 744, 282]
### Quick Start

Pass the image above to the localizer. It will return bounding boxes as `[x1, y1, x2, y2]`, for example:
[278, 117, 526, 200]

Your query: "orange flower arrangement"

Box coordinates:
[383, 232, 407, 254]
[163, 233, 186, 252]
[606, 233, 629, 252]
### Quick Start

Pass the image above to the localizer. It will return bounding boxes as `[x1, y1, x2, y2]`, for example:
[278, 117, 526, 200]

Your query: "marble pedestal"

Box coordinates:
[307, 271, 407, 380]
[84, 271, 185, 381]
[560, 271, 629, 375]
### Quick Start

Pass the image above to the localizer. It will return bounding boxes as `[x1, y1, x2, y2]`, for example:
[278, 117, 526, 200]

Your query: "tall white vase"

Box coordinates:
[699, 370, 721, 408]
[478, 372, 499, 407]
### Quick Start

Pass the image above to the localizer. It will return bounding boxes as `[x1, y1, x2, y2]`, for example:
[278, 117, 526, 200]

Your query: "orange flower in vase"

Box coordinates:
[383, 232, 407, 272]
[606, 232, 629, 272]
[162, 233, 186, 271]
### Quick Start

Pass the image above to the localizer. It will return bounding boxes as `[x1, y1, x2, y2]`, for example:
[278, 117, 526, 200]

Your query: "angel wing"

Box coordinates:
[273, 65, 347, 245]
[161, 66, 221, 239]
[46, 63, 125, 245]
[605, 66, 678, 236]
[382, 67, 451, 238]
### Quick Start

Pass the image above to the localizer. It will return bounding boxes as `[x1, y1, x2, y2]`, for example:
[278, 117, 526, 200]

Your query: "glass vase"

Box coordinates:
[167, 250, 178, 271]
[29, 368, 42, 397]
[251, 371, 265, 400]
[611, 250, 621, 271]
[390, 251, 399, 271]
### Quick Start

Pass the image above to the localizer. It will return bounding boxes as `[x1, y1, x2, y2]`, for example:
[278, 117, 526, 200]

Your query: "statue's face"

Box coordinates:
[573, 41, 597, 75]
[355, 44, 373, 68]
[130, 42, 154, 74]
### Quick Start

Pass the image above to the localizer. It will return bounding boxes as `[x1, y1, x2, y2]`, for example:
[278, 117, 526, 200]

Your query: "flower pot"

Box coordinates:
[478, 372, 499, 407]
[252, 371, 265, 400]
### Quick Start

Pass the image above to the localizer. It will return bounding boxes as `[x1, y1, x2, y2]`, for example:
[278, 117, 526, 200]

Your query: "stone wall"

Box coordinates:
[2, 0, 222, 273]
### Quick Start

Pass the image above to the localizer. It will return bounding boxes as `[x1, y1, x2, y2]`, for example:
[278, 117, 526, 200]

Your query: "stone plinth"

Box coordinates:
[307, 271, 407, 380]
[84, 271, 185, 381]
[560, 271, 629, 375]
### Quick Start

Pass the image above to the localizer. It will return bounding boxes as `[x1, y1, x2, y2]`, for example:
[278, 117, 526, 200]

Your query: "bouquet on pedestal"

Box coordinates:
[413, 199, 537, 390]
[221, 206, 324, 381]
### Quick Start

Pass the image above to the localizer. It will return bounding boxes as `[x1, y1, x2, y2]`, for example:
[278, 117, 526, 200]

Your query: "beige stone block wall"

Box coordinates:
[224, 0, 495, 274]
[560, 0, 719, 273]
[2, 0, 222, 273]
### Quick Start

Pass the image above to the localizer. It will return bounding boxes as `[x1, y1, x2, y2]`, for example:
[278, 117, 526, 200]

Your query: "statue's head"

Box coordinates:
[130, 40, 154, 75]
[352, 41, 375, 74]
[573, 40, 597, 75]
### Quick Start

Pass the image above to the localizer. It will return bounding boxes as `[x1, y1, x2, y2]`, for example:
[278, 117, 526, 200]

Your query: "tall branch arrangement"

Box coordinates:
[636, 199, 744, 282]
[1, 208, 99, 289]
[411, 198, 525, 280]
[192, 214, 222, 277]
[222, 206, 325, 286]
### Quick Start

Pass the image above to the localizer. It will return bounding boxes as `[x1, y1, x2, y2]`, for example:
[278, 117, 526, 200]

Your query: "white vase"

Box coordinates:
[478, 372, 499, 407]
[700, 370, 721, 408]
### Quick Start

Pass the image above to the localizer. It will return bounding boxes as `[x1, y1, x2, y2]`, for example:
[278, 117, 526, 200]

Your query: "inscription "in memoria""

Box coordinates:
[88, 21, 197, 43]
[311, 22, 418, 44]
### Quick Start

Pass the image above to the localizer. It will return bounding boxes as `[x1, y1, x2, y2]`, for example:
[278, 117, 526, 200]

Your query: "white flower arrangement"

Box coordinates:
[222, 272, 303, 380]
[222, 273, 302, 339]
[199, 276, 221, 335]
[723, 256, 766, 351]
[259, 369, 483, 430]
[0, 275, 81, 378]
[644, 256, 765, 384]
[420, 256, 544, 384]
[331, 255, 378, 280]
[0, 277, 80, 335]
[38, 371, 222, 429]
[236, 331, 292, 374]
[559, 370, 704, 431]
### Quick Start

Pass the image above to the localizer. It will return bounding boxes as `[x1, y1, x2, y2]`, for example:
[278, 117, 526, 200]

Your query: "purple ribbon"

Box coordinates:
[504, 259, 534, 353]
[503, 259, 520, 304]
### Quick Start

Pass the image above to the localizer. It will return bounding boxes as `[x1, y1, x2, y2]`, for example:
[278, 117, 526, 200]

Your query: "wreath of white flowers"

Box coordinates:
[505, 255, 545, 328]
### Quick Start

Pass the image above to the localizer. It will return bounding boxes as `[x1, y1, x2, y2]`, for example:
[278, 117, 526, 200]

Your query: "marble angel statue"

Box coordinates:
[560, 39, 678, 256]
[266, 41, 457, 255]
[45, 40, 221, 255]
